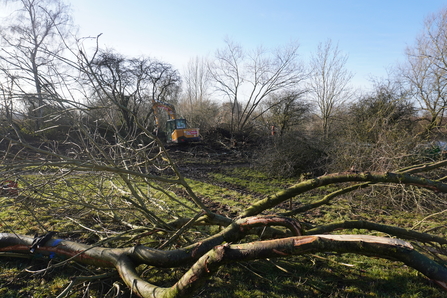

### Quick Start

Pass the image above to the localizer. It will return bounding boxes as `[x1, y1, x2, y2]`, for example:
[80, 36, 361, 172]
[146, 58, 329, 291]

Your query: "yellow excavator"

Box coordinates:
[152, 100, 200, 143]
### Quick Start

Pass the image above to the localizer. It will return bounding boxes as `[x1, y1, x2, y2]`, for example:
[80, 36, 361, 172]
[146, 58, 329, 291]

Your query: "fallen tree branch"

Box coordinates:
[243, 171, 447, 217]
[0, 232, 446, 297]
[137, 234, 447, 297]
[282, 181, 373, 216]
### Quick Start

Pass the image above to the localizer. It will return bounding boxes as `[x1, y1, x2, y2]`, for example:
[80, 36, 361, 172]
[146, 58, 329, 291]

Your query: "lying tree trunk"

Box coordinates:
[1, 231, 447, 298]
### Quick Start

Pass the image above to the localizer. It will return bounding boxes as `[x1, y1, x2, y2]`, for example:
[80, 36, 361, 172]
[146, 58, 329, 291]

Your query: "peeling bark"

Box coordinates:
[307, 220, 447, 244]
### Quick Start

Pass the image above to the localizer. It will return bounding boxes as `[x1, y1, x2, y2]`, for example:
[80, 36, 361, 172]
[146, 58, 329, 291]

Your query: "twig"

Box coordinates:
[158, 210, 205, 249]
[56, 272, 117, 298]
[412, 209, 447, 230]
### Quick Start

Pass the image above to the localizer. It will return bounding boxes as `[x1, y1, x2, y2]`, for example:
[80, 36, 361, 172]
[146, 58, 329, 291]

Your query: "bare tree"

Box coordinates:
[0, 0, 73, 130]
[182, 56, 211, 108]
[260, 90, 311, 136]
[208, 38, 306, 134]
[0, 77, 15, 122]
[401, 7, 447, 135]
[88, 50, 181, 135]
[308, 39, 353, 139]
[179, 56, 219, 130]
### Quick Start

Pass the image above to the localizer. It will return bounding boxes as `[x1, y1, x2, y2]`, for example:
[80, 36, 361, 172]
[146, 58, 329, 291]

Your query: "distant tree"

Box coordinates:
[179, 56, 219, 131]
[329, 80, 418, 172]
[87, 50, 181, 135]
[0, 0, 73, 130]
[350, 82, 414, 143]
[217, 100, 242, 128]
[259, 90, 311, 136]
[208, 38, 306, 135]
[308, 39, 353, 139]
[182, 57, 211, 110]
[0, 78, 15, 122]
[401, 7, 447, 135]
[253, 90, 321, 178]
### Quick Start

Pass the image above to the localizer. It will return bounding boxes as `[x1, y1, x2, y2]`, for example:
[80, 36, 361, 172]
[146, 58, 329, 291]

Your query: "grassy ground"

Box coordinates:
[0, 162, 446, 297]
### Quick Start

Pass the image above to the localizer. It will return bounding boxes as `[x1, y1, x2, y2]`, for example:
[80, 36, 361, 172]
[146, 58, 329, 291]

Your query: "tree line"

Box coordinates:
[1, 1, 446, 179]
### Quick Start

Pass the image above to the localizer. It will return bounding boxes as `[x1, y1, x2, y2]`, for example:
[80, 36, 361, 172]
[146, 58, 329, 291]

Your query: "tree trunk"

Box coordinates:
[1, 233, 446, 298]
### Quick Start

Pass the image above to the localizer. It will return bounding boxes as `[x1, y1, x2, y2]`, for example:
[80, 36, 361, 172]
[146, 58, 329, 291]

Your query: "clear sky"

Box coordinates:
[8, 1, 447, 90]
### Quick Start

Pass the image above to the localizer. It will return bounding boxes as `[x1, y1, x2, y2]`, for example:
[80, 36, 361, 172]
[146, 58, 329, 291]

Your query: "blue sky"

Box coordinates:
[10, 1, 447, 90]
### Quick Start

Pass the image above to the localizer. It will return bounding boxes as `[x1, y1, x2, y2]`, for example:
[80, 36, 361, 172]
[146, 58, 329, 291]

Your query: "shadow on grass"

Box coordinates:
[196, 255, 444, 298]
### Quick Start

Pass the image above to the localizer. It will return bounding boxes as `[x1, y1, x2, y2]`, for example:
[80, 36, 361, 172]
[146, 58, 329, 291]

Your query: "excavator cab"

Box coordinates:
[166, 119, 200, 143]
[152, 100, 200, 143]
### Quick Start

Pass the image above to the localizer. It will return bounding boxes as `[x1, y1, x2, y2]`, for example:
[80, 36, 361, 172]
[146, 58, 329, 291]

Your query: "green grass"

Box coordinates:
[211, 167, 296, 195]
[187, 178, 253, 213]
